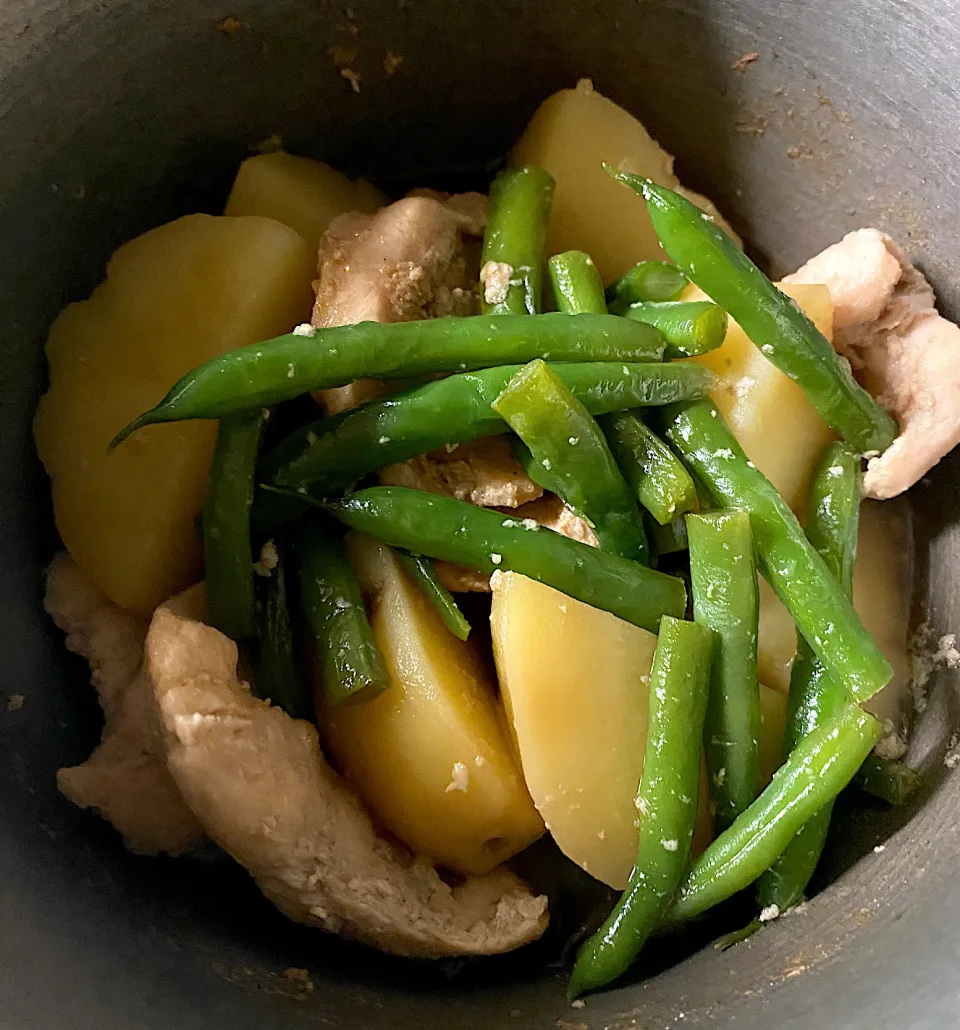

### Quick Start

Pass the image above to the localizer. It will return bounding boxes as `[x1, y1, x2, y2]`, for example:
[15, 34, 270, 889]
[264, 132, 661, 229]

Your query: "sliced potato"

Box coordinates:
[35, 214, 315, 614]
[692, 282, 836, 514]
[491, 571, 712, 888]
[758, 683, 788, 786]
[322, 534, 543, 877]
[225, 151, 386, 247]
[757, 578, 797, 695]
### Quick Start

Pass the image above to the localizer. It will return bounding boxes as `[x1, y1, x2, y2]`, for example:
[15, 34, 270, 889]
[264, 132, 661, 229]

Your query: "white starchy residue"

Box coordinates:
[286, 363, 296, 379]
[636, 796, 649, 816]
[759, 904, 780, 923]
[253, 539, 280, 577]
[874, 844, 886, 854]
[378, 436, 390, 445]
[597, 829, 606, 840]
[474, 755, 487, 768]
[334, 597, 352, 609]
[571, 1000, 586, 1009]
[568, 436, 580, 446]
[661, 838, 679, 852]
[760, 344, 774, 355]
[444, 762, 469, 793]
[541, 458, 552, 470]
[944, 732, 960, 769]
[874, 730, 907, 761]
[444, 442, 460, 454]
[909, 625, 960, 715]
[490, 553, 502, 565]
[292, 323, 316, 337]
[480, 260, 514, 305]
[521, 518, 539, 530]
[714, 767, 726, 786]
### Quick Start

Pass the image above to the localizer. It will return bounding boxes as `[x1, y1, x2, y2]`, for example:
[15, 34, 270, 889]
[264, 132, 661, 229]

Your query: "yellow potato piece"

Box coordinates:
[491, 571, 712, 888]
[323, 534, 543, 877]
[693, 282, 836, 514]
[35, 214, 315, 614]
[225, 151, 386, 248]
[757, 578, 798, 695]
[758, 683, 788, 786]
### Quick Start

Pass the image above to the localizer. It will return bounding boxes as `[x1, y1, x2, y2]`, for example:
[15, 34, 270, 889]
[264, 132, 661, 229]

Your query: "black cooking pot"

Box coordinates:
[2, 0, 959, 1026]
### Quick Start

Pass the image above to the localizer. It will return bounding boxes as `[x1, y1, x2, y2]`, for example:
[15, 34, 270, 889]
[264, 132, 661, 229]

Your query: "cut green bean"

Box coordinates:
[296, 525, 389, 707]
[663, 702, 883, 924]
[856, 754, 922, 806]
[262, 362, 715, 496]
[481, 165, 555, 315]
[494, 360, 648, 563]
[254, 541, 313, 721]
[687, 510, 760, 832]
[602, 411, 697, 525]
[609, 169, 897, 453]
[646, 514, 688, 557]
[662, 400, 892, 702]
[113, 314, 666, 442]
[394, 550, 471, 641]
[315, 487, 687, 633]
[757, 441, 861, 911]
[548, 250, 606, 315]
[606, 260, 688, 313]
[625, 301, 727, 359]
[570, 616, 713, 997]
[204, 411, 265, 640]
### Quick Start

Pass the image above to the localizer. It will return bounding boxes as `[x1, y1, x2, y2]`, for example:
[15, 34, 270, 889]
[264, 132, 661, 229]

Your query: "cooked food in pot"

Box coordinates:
[37, 78, 952, 996]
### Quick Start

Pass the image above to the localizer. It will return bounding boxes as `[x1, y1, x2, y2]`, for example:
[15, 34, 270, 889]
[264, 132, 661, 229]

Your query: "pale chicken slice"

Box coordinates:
[785, 228, 960, 498]
[147, 604, 548, 958]
[45, 554, 204, 855]
[311, 193, 485, 416]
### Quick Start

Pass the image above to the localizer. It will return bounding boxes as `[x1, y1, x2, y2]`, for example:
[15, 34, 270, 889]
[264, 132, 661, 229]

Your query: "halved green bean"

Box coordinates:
[263, 362, 715, 495]
[756, 442, 860, 910]
[254, 540, 313, 721]
[856, 754, 922, 805]
[646, 514, 688, 557]
[548, 250, 606, 315]
[663, 702, 883, 924]
[625, 301, 727, 359]
[481, 166, 555, 315]
[296, 525, 389, 707]
[606, 261, 688, 313]
[609, 169, 897, 453]
[662, 400, 892, 702]
[113, 314, 666, 442]
[394, 550, 471, 641]
[494, 360, 648, 563]
[204, 411, 265, 640]
[602, 411, 697, 525]
[569, 616, 713, 998]
[317, 487, 686, 633]
[687, 510, 760, 832]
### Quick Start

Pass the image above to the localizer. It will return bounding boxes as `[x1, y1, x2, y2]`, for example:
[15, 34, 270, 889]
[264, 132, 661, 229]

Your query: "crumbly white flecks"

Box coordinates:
[480, 261, 514, 306]
[253, 540, 280, 577]
[444, 762, 469, 793]
[292, 323, 317, 337]
[759, 904, 781, 922]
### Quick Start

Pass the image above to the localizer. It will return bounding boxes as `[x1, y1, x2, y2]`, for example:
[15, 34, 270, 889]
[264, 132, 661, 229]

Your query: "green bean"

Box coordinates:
[609, 169, 897, 453]
[606, 261, 688, 313]
[548, 250, 606, 315]
[646, 514, 688, 557]
[663, 702, 883, 924]
[756, 442, 860, 911]
[203, 411, 265, 640]
[481, 166, 555, 315]
[262, 362, 715, 495]
[394, 550, 470, 641]
[253, 540, 313, 721]
[316, 487, 687, 633]
[602, 411, 697, 525]
[855, 754, 922, 805]
[686, 510, 760, 832]
[112, 314, 666, 443]
[493, 360, 648, 563]
[662, 400, 892, 702]
[625, 301, 727, 359]
[296, 524, 389, 707]
[570, 616, 713, 997]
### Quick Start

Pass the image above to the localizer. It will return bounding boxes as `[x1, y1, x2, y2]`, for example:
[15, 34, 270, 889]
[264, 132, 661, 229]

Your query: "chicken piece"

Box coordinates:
[46, 554, 205, 855]
[785, 228, 960, 498]
[379, 436, 542, 508]
[147, 605, 547, 958]
[311, 193, 486, 415]
[430, 494, 598, 594]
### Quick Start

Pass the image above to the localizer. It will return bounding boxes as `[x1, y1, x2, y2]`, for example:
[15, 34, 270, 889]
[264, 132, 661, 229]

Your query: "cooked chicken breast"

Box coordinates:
[46, 554, 204, 855]
[785, 228, 960, 498]
[148, 603, 548, 958]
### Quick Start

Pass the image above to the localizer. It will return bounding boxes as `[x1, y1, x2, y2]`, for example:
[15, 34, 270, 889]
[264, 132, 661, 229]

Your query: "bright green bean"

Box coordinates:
[548, 250, 606, 315]
[394, 550, 471, 641]
[569, 616, 713, 997]
[625, 301, 727, 358]
[856, 754, 922, 806]
[609, 169, 897, 453]
[606, 261, 688, 313]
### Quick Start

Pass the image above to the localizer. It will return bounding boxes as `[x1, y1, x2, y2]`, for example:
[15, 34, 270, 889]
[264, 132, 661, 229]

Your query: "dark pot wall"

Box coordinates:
[1, 1, 958, 1027]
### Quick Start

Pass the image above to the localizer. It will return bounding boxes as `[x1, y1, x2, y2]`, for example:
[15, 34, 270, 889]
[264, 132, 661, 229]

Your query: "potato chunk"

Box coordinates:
[322, 534, 543, 877]
[511, 79, 734, 284]
[35, 214, 315, 614]
[225, 152, 386, 248]
[491, 571, 713, 888]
